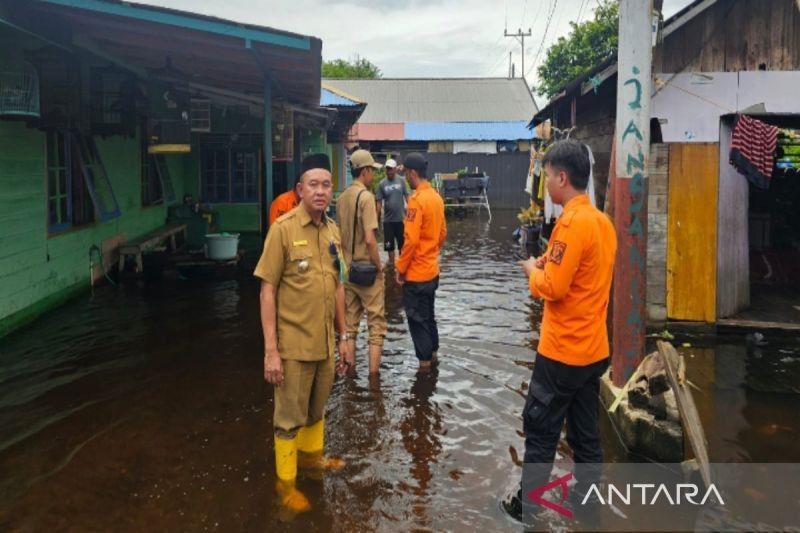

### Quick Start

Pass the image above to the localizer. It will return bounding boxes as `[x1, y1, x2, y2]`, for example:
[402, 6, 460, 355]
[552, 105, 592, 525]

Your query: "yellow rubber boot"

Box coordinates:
[296, 419, 324, 453]
[274, 437, 310, 515]
[297, 420, 345, 471]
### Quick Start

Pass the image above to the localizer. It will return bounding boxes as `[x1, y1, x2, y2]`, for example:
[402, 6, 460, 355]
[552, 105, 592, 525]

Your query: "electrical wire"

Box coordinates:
[527, 0, 558, 79]
[577, 0, 589, 23]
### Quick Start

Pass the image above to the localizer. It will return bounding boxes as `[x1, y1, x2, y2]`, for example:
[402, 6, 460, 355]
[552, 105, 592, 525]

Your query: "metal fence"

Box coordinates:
[423, 152, 530, 209]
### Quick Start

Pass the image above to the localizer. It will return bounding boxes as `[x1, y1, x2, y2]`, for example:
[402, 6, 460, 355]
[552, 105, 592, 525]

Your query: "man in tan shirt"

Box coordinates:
[254, 153, 353, 516]
[337, 149, 386, 375]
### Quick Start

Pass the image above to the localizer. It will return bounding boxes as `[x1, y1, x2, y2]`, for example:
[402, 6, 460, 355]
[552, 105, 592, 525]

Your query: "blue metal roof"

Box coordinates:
[320, 87, 361, 107]
[404, 121, 534, 141]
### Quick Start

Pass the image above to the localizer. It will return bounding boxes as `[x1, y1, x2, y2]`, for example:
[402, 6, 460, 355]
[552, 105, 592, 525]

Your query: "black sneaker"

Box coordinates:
[502, 489, 523, 522]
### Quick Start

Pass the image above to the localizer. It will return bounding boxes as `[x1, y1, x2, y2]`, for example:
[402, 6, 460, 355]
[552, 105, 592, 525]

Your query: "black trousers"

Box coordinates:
[402, 277, 439, 361]
[523, 354, 609, 491]
[383, 221, 404, 252]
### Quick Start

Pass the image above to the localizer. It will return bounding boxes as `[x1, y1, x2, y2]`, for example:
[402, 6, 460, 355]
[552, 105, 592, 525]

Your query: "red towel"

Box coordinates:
[730, 115, 778, 186]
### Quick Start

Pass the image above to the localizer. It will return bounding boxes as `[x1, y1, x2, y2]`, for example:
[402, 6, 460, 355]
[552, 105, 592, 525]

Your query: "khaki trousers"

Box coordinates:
[273, 355, 335, 439]
[345, 272, 387, 345]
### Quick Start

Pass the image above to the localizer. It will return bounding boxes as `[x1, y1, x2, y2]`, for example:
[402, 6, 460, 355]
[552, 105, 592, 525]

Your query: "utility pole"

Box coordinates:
[508, 51, 513, 78]
[504, 27, 532, 81]
[611, 0, 654, 387]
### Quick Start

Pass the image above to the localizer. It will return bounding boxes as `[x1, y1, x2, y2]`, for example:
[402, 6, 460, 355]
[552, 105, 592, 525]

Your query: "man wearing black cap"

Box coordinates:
[395, 152, 447, 372]
[255, 153, 353, 516]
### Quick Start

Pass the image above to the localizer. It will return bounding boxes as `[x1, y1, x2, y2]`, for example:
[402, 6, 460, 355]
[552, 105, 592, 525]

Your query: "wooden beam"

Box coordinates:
[62, 13, 312, 63]
[82, 25, 312, 69]
[36, 0, 311, 50]
[662, 0, 719, 39]
[657, 341, 711, 488]
[97, 44, 315, 82]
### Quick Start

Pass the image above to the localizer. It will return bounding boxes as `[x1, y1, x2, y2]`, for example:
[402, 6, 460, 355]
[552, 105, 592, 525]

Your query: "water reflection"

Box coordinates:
[0, 211, 798, 531]
[399, 370, 442, 529]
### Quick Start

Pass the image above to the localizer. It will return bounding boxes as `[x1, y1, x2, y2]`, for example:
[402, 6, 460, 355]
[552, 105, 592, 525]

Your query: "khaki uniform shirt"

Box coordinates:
[254, 204, 342, 361]
[337, 181, 379, 265]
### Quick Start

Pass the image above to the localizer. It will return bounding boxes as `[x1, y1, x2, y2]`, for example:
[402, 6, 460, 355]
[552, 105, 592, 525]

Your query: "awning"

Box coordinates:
[13, 0, 322, 105]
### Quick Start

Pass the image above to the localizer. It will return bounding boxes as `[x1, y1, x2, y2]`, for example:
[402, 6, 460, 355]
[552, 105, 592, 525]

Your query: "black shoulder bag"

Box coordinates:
[348, 189, 379, 286]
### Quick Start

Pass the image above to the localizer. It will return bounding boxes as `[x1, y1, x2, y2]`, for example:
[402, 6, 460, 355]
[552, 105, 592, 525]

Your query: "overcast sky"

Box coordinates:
[135, 0, 694, 97]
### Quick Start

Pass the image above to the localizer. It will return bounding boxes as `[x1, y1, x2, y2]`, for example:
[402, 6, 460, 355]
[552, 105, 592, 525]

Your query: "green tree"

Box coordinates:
[322, 56, 382, 79]
[535, 0, 619, 99]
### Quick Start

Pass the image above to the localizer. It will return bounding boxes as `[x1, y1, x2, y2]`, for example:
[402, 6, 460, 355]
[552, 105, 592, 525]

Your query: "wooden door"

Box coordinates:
[667, 143, 719, 321]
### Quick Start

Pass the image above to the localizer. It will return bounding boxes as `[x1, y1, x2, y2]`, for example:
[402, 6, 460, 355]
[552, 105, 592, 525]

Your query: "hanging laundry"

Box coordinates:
[730, 115, 778, 189]
[774, 128, 800, 171]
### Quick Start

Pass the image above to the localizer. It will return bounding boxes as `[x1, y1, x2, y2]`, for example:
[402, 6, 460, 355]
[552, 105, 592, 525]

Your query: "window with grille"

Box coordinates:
[200, 143, 259, 204]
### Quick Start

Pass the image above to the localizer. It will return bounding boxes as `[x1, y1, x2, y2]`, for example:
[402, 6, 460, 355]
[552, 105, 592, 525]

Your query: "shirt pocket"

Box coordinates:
[287, 247, 314, 277]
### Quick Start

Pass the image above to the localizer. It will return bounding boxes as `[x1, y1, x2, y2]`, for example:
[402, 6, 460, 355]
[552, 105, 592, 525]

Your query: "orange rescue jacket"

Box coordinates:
[269, 190, 298, 225]
[396, 181, 446, 282]
[529, 195, 617, 366]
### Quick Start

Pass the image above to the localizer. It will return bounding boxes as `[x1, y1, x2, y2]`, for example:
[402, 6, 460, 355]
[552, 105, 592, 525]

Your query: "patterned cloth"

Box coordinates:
[730, 115, 778, 189]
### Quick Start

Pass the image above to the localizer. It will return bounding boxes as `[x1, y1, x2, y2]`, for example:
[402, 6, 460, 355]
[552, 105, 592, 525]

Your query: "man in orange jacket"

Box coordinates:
[395, 152, 446, 373]
[269, 180, 300, 225]
[513, 140, 616, 519]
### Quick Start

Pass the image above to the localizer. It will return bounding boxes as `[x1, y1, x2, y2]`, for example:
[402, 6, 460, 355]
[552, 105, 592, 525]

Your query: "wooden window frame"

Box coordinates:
[45, 130, 122, 234]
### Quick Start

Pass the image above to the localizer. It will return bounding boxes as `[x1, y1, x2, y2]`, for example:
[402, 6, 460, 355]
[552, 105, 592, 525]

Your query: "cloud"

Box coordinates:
[132, 0, 695, 83]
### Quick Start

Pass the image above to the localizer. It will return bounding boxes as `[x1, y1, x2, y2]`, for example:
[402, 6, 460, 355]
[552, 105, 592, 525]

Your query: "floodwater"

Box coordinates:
[1, 210, 799, 532]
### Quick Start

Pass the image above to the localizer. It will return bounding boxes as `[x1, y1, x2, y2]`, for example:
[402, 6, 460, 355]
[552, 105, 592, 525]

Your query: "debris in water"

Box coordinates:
[508, 445, 523, 467]
[746, 332, 768, 347]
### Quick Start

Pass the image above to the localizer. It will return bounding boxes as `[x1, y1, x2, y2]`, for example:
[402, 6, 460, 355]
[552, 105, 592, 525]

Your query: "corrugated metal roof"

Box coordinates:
[351, 123, 404, 141]
[320, 87, 360, 107]
[404, 121, 534, 141]
[322, 78, 538, 123]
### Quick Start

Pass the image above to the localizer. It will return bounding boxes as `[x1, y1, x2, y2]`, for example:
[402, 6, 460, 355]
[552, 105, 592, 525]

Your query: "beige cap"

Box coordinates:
[350, 149, 382, 170]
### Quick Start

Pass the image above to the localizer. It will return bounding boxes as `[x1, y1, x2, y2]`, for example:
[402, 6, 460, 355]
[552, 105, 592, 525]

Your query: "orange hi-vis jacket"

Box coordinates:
[269, 190, 298, 225]
[529, 194, 617, 366]
[397, 181, 446, 282]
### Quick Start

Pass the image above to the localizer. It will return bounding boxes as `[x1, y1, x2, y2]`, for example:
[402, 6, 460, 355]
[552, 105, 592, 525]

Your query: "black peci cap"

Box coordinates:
[300, 153, 331, 175]
[402, 152, 427, 174]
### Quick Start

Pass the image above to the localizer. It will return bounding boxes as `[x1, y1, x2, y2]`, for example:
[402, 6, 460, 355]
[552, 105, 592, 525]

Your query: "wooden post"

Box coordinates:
[611, 0, 653, 387]
[261, 76, 273, 242]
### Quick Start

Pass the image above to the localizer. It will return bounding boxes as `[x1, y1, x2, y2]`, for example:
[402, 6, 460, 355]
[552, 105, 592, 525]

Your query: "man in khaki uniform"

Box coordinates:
[255, 154, 353, 516]
[337, 149, 387, 375]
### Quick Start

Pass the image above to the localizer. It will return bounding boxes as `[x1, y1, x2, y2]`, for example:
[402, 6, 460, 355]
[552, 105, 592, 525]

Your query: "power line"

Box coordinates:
[527, 0, 558, 79]
[486, 44, 517, 76]
[577, 0, 589, 22]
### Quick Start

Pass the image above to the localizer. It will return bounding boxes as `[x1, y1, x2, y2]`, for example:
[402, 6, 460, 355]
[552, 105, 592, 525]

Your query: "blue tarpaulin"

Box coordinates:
[404, 121, 534, 141]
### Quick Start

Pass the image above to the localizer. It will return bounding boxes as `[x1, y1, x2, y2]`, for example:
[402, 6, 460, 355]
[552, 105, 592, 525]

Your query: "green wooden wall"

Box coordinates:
[0, 120, 184, 337]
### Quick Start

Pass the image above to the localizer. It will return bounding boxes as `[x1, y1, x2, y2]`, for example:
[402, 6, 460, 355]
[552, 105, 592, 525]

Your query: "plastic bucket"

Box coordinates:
[205, 232, 239, 260]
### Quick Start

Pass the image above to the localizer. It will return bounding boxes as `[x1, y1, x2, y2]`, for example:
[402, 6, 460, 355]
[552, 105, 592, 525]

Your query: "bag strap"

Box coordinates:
[352, 189, 366, 257]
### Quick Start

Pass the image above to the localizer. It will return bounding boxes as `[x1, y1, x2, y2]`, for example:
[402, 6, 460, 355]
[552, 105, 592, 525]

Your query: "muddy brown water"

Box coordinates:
[1, 210, 799, 531]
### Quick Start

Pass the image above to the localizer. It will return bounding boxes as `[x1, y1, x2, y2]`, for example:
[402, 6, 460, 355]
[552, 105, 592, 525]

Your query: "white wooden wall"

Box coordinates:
[647, 144, 669, 322]
[716, 119, 750, 318]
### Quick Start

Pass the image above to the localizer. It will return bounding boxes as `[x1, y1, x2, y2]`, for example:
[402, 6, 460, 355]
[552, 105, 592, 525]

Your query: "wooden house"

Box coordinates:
[531, 0, 800, 328]
[0, 0, 362, 337]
